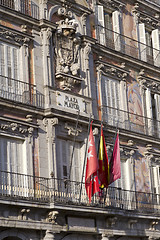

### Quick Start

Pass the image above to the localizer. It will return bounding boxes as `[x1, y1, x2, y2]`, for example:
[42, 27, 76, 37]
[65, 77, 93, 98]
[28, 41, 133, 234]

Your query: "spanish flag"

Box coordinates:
[98, 125, 109, 188]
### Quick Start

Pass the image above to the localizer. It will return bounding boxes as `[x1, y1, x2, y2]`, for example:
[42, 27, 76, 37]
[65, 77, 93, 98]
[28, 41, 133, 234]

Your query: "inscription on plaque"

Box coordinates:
[56, 92, 87, 113]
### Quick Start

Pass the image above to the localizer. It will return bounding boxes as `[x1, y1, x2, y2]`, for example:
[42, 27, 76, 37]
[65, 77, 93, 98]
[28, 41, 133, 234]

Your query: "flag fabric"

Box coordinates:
[109, 132, 121, 185]
[85, 121, 99, 202]
[98, 126, 109, 188]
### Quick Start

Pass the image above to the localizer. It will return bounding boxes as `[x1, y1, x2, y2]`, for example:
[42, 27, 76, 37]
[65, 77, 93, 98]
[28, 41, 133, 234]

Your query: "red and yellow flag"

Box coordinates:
[98, 126, 109, 188]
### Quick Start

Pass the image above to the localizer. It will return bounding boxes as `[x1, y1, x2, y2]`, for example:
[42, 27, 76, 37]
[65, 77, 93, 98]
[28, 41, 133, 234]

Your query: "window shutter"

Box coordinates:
[112, 11, 121, 51]
[152, 29, 160, 67]
[152, 166, 159, 194]
[138, 23, 147, 61]
[0, 44, 5, 76]
[154, 94, 160, 136]
[96, 5, 105, 45]
[145, 89, 153, 135]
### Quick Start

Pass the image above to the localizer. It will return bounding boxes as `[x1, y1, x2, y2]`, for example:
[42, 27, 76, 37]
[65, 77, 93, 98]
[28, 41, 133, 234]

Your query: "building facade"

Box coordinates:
[0, 0, 160, 239]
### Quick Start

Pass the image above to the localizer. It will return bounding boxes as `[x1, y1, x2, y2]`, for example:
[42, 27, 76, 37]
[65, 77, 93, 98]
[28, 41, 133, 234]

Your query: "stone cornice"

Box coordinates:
[0, 25, 33, 45]
[0, 118, 37, 139]
[98, 0, 125, 12]
[132, 3, 160, 28]
[96, 60, 129, 81]
[138, 69, 160, 93]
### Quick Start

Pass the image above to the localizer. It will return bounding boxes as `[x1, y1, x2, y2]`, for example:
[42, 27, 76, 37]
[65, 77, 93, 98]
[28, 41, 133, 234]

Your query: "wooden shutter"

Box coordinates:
[145, 89, 153, 135]
[112, 11, 121, 51]
[154, 94, 160, 137]
[138, 23, 147, 61]
[96, 5, 105, 45]
[152, 29, 160, 67]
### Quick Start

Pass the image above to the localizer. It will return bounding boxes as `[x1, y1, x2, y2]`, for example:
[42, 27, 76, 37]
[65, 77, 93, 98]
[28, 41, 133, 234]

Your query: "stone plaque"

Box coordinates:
[56, 91, 87, 113]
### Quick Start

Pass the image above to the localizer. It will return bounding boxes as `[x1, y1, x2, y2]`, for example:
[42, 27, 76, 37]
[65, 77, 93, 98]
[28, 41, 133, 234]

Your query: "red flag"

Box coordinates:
[98, 126, 109, 188]
[109, 132, 121, 185]
[85, 121, 99, 202]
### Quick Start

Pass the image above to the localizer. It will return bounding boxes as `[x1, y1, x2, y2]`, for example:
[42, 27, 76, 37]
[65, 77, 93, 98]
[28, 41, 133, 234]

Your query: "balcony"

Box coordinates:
[96, 26, 160, 67]
[0, 75, 44, 108]
[0, 0, 39, 19]
[102, 105, 160, 138]
[0, 171, 160, 215]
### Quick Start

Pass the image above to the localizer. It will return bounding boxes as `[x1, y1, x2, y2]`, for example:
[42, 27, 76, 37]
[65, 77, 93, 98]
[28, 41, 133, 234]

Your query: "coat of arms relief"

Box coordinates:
[55, 7, 82, 91]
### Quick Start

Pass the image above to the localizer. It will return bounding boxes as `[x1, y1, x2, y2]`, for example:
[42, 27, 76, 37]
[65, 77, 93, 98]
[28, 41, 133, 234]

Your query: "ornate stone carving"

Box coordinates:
[47, 211, 59, 224]
[43, 118, 58, 143]
[149, 220, 158, 230]
[128, 219, 137, 229]
[96, 62, 128, 81]
[132, 3, 159, 27]
[98, 0, 125, 11]
[18, 209, 30, 221]
[106, 217, 117, 228]
[64, 122, 82, 136]
[55, 10, 82, 90]
[0, 119, 35, 137]
[0, 26, 31, 45]
[138, 69, 160, 93]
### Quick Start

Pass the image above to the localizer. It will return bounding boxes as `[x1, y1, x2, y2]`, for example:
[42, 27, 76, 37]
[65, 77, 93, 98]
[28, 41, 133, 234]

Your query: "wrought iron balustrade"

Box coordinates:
[102, 105, 160, 138]
[0, 0, 39, 19]
[96, 26, 160, 66]
[0, 170, 160, 215]
[0, 75, 44, 108]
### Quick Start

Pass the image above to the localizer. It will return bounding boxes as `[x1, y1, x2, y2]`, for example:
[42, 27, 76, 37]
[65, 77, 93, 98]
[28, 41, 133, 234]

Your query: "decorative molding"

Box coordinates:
[84, 42, 92, 70]
[64, 122, 82, 136]
[132, 3, 159, 27]
[128, 219, 137, 229]
[149, 220, 158, 231]
[18, 209, 30, 221]
[138, 69, 160, 93]
[0, 120, 35, 138]
[106, 217, 117, 228]
[98, 0, 125, 12]
[0, 26, 31, 45]
[96, 62, 129, 81]
[47, 211, 59, 224]
[43, 118, 58, 143]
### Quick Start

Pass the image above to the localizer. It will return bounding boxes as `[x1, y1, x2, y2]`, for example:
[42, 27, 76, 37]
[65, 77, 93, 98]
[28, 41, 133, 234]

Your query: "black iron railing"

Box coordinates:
[96, 26, 160, 66]
[0, 0, 39, 19]
[0, 170, 160, 214]
[102, 105, 160, 138]
[0, 75, 44, 108]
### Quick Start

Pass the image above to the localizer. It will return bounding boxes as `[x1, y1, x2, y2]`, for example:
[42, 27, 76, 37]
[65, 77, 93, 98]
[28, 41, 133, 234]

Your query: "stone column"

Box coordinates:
[43, 118, 58, 178]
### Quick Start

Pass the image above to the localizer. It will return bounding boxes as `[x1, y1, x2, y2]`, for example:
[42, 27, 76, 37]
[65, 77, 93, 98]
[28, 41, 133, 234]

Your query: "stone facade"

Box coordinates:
[0, 0, 160, 239]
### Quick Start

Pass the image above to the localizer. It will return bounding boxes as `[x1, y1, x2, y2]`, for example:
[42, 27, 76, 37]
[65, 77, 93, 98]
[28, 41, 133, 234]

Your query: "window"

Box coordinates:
[56, 138, 82, 182]
[152, 29, 160, 67]
[145, 30, 153, 64]
[144, 89, 160, 137]
[0, 42, 22, 101]
[0, 136, 27, 195]
[102, 76, 127, 128]
[138, 24, 160, 66]
[96, 5, 122, 50]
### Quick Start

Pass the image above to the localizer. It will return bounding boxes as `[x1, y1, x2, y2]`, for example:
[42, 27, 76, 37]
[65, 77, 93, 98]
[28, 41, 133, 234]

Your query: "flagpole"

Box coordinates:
[68, 110, 80, 181]
[79, 114, 92, 204]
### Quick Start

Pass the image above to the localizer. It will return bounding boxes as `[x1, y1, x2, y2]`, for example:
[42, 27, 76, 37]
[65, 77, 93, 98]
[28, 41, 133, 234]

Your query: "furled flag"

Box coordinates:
[85, 121, 99, 202]
[109, 132, 121, 185]
[98, 125, 109, 188]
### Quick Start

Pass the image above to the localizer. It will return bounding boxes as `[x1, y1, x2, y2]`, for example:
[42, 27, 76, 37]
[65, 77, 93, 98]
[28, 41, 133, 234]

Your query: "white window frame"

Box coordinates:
[0, 134, 28, 196]
[101, 75, 127, 128]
